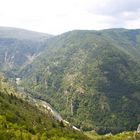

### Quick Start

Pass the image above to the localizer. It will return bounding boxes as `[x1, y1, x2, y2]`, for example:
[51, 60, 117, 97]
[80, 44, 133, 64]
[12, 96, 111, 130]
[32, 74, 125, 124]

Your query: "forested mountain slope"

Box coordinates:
[1, 75, 140, 140]
[0, 27, 52, 76]
[0, 75, 90, 140]
[20, 29, 140, 134]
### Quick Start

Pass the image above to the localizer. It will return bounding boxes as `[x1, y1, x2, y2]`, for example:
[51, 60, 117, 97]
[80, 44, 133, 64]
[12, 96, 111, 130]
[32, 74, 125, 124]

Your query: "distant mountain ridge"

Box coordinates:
[0, 27, 52, 40]
[0, 27, 53, 75]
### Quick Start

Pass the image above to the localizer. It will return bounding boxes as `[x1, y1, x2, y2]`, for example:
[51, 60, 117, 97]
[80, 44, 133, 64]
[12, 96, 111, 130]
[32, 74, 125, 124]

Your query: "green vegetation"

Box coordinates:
[0, 28, 140, 136]
[0, 27, 52, 75]
[85, 131, 140, 140]
[0, 76, 90, 140]
[20, 29, 140, 134]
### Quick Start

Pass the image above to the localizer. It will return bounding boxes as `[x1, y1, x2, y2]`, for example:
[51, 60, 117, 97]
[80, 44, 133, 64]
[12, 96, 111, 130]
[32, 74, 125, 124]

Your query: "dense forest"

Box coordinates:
[0, 75, 90, 140]
[19, 29, 140, 133]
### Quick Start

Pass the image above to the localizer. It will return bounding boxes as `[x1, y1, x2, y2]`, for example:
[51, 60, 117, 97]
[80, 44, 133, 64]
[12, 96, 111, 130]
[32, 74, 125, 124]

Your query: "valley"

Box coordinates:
[0, 27, 140, 139]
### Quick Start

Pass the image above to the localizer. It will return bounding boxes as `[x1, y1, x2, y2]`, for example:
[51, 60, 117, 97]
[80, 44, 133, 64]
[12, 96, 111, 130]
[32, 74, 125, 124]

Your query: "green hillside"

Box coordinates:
[85, 130, 140, 140]
[0, 27, 52, 76]
[0, 75, 140, 140]
[20, 29, 140, 134]
[0, 75, 90, 140]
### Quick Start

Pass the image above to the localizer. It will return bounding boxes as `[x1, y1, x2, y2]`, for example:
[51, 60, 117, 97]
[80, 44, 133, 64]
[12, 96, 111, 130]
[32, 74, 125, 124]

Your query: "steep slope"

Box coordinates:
[0, 27, 52, 77]
[19, 29, 140, 134]
[0, 75, 90, 140]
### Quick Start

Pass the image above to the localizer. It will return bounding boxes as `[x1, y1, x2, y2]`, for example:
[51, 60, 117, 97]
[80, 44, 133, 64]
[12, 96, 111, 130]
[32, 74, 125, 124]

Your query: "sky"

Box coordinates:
[0, 0, 140, 35]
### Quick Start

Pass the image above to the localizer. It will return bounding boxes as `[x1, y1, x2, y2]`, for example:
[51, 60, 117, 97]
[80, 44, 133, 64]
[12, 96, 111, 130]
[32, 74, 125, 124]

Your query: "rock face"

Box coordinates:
[137, 124, 140, 133]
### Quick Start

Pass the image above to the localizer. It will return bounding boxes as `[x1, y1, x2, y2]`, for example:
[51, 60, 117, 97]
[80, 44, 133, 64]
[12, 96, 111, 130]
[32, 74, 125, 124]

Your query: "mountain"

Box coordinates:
[1, 76, 140, 140]
[0, 75, 90, 140]
[0, 27, 52, 77]
[20, 29, 140, 134]
[0, 27, 51, 40]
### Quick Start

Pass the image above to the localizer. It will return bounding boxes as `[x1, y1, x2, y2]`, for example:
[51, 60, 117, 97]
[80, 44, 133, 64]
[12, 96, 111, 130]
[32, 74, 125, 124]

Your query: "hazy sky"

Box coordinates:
[0, 0, 140, 35]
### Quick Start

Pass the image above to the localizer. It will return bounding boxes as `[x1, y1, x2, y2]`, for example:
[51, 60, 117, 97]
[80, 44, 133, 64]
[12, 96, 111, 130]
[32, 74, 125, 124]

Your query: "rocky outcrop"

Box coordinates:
[137, 124, 140, 133]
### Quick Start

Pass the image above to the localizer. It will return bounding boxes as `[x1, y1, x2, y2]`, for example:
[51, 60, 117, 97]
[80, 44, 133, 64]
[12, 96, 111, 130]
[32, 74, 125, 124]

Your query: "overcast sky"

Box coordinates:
[0, 0, 140, 35]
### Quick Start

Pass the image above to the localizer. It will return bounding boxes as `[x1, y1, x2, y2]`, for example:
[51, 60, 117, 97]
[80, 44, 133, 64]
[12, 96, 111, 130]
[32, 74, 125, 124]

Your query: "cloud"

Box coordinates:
[0, 0, 140, 34]
[84, 0, 140, 15]
[82, 0, 140, 30]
